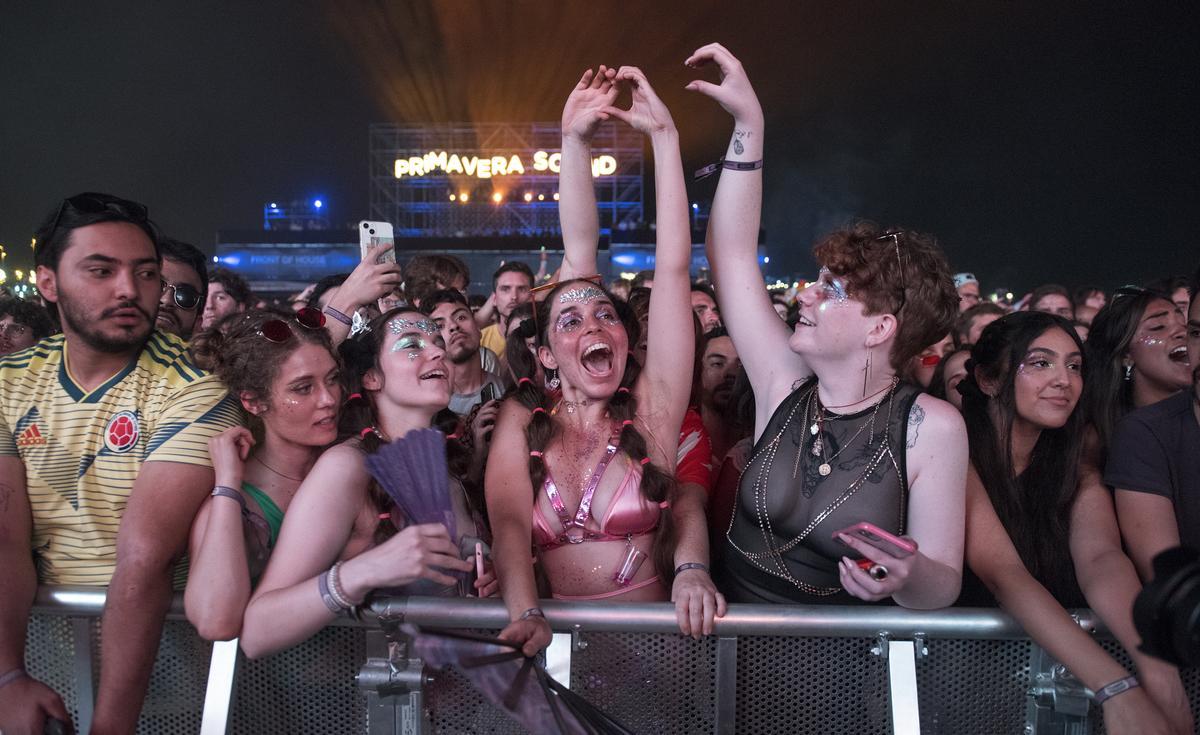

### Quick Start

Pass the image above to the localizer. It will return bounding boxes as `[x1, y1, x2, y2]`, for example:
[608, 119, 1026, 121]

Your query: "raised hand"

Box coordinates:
[209, 426, 255, 488]
[684, 43, 763, 127]
[337, 242, 403, 311]
[562, 66, 618, 143]
[602, 66, 676, 137]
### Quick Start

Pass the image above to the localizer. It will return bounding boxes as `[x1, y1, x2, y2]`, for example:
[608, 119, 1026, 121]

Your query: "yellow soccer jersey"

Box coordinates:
[0, 331, 241, 585]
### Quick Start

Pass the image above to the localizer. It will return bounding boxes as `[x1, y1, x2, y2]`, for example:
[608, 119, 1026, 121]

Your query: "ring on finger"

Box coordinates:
[868, 564, 889, 581]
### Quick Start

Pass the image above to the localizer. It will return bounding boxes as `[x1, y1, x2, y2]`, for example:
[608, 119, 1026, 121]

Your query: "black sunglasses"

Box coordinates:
[258, 307, 326, 343]
[161, 281, 202, 310]
[48, 192, 150, 239]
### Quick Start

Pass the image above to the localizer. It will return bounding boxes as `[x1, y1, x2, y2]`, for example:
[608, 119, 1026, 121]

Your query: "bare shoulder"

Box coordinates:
[906, 393, 965, 449]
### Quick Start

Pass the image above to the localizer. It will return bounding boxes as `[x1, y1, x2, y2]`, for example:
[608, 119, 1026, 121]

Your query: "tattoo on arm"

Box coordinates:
[732, 130, 748, 155]
[906, 402, 926, 449]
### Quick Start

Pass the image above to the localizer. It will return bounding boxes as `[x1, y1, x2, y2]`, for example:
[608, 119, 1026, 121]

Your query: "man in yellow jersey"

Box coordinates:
[478, 261, 535, 359]
[0, 193, 240, 735]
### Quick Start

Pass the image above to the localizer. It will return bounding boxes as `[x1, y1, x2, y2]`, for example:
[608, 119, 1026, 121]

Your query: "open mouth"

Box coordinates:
[419, 369, 447, 381]
[1169, 345, 1189, 364]
[796, 314, 816, 327]
[581, 341, 615, 377]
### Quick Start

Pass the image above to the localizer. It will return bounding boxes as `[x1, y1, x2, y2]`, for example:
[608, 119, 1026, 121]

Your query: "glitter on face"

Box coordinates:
[391, 335, 430, 359]
[1139, 336, 1167, 349]
[558, 286, 605, 305]
[818, 268, 850, 304]
[388, 317, 438, 335]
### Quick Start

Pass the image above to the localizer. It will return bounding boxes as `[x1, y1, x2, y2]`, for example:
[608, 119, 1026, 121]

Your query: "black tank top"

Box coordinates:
[716, 378, 921, 604]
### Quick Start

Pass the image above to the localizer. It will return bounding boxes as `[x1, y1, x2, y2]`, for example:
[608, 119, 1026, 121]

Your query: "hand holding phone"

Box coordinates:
[833, 521, 917, 559]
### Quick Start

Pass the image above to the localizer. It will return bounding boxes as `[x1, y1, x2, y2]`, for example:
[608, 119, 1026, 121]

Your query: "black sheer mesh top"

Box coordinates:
[716, 378, 922, 604]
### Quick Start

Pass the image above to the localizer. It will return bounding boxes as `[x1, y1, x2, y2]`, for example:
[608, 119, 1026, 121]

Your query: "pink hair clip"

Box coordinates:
[518, 377, 533, 386]
[621, 420, 634, 427]
[360, 427, 379, 439]
[529, 450, 543, 458]
[640, 457, 651, 465]
[344, 392, 364, 404]
[532, 407, 547, 415]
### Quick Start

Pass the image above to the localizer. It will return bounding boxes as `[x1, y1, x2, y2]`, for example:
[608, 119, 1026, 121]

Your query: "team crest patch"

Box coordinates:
[104, 411, 140, 454]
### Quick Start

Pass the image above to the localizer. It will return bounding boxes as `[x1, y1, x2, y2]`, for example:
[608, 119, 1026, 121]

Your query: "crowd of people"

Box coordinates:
[1, 45, 1198, 735]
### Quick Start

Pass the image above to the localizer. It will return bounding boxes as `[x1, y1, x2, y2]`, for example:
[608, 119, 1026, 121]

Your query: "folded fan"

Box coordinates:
[365, 428, 456, 540]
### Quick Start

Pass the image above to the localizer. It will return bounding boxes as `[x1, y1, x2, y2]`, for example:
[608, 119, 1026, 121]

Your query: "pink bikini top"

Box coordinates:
[532, 434, 661, 550]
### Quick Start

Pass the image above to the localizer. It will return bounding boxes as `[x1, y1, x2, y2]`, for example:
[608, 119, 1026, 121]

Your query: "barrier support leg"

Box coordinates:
[200, 638, 240, 735]
[358, 628, 429, 735]
[714, 636, 738, 735]
[888, 639, 921, 735]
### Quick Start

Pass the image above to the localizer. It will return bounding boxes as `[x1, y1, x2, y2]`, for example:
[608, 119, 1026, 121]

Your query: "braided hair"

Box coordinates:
[503, 280, 678, 583]
[338, 307, 477, 545]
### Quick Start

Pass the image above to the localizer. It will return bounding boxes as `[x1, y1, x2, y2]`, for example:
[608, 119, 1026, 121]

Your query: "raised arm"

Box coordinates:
[603, 66, 693, 448]
[184, 427, 256, 641]
[686, 43, 808, 431]
[965, 468, 1170, 735]
[322, 242, 403, 346]
[486, 401, 551, 656]
[0, 457, 71, 734]
[558, 67, 618, 279]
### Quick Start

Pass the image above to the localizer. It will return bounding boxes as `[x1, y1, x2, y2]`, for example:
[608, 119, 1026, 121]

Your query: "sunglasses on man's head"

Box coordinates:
[258, 307, 326, 343]
[161, 281, 202, 310]
[48, 192, 150, 239]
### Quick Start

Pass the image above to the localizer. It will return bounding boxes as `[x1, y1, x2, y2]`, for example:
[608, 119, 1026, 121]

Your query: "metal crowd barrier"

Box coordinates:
[25, 586, 1200, 734]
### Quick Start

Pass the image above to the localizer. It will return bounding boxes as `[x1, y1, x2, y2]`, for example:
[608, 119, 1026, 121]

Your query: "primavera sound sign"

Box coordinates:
[394, 150, 618, 179]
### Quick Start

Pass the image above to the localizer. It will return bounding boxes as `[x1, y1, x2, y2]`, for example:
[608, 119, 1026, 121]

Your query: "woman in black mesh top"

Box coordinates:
[688, 43, 967, 608]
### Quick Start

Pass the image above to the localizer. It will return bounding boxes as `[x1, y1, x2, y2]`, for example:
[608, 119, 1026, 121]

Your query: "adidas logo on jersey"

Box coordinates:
[17, 424, 48, 447]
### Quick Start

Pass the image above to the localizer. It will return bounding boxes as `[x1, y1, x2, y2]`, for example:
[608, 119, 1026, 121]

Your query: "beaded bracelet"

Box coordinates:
[317, 571, 344, 614]
[328, 561, 355, 609]
[675, 562, 709, 576]
[1092, 675, 1139, 705]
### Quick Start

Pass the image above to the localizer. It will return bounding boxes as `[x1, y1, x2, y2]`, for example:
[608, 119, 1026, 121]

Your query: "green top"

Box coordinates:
[242, 481, 285, 549]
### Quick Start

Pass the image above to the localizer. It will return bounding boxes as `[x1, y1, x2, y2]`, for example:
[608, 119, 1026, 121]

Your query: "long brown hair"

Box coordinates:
[504, 279, 678, 582]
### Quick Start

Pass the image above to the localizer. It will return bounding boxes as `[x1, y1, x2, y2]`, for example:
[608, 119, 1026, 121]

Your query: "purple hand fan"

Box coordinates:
[402, 624, 633, 735]
[365, 428, 457, 540]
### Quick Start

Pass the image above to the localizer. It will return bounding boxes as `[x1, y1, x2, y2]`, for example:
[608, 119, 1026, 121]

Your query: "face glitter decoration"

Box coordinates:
[557, 286, 605, 305]
[818, 268, 850, 304]
[391, 335, 431, 359]
[387, 317, 439, 336]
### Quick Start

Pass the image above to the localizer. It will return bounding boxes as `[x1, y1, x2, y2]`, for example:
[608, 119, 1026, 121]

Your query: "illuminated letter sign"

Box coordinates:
[395, 150, 616, 179]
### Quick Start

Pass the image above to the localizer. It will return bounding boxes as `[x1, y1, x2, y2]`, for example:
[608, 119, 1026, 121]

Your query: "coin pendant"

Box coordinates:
[810, 423, 819, 435]
[818, 463, 832, 476]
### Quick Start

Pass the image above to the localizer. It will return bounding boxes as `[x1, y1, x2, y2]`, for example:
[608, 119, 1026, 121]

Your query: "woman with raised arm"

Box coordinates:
[185, 309, 342, 640]
[487, 67, 724, 656]
[958, 312, 1174, 735]
[689, 43, 966, 608]
[239, 309, 480, 658]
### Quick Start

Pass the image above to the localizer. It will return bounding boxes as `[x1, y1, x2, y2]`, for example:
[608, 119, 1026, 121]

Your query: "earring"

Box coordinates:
[548, 369, 561, 391]
[862, 349, 873, 398]
[1124, 363, 1133, 381]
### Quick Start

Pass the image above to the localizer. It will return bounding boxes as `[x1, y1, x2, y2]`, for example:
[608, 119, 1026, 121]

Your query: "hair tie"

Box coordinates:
[658, 500, 671, 509]
[640, 457, 651, 465]
[344, 392, 364, 405]
[360, 427, 379, 440]
[532, 407, 547, 415]
[378, 512, 391, 520]
[616, 387, 631, 394]
[529, 450, 543, 458]
[621, 420, 634, 427]
[518, 377, 533, 386]
[445, 433, 460, 440]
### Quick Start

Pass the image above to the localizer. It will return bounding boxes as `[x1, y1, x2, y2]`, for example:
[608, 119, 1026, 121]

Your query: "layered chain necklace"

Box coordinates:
[727, 379, 903, 596]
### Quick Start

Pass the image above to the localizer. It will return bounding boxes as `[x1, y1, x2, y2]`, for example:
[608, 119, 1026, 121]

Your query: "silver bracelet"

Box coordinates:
[327, 561, 355, 609]
[317, 570, 344, 614]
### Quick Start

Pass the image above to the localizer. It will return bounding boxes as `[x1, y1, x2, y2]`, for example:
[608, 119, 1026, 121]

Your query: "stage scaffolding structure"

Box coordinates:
[368, 122, 645, 239]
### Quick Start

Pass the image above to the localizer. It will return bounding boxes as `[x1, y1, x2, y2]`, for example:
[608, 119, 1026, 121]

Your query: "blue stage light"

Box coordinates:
[313, 199, 323, 209]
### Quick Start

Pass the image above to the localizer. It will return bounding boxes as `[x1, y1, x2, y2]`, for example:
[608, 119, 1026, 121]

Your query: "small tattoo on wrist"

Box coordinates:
[733, 130, 747, 155]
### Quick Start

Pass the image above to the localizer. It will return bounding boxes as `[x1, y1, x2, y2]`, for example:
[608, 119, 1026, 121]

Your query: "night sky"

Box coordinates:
[2, 2, 1196, 293]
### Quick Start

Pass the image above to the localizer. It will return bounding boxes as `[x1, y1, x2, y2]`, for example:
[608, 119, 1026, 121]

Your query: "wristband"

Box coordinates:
[0, 667, 27, 690]
[1092, 675, 1139, 705]
[675, 562, 710, 575]
[694, 158, 764, 180]
[317, 570, 345, 614]
[323, 305, 353, 326]
[518, 607, 545, 622]
[328, 561, 357, 608]
[211, 485, 246, 511]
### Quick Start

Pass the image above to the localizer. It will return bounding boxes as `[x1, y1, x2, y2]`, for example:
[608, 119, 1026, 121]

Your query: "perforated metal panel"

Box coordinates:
[24, 615, 86, 727]
[735, 635, 891, 734]
[917, 638, 1033, 734]
[1092, 638, 1199, 735]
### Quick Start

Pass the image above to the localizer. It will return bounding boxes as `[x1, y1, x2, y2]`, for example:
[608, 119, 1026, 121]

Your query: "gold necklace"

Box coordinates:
[807, 378, 897, 477]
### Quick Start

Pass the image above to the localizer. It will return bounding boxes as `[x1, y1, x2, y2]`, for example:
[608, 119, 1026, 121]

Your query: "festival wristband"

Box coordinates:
[211, 485, 246, 511]
[518, 607, 545, 622]
[1092, 675, 1139, 705]
[694, 158, 764, 180]
[675, 562, 710, 575]
[0, 667, 28, 690]
[323, 305, 353, 326]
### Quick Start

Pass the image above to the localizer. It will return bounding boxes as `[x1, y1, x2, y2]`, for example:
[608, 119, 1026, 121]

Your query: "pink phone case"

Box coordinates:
[833, 522, 917, 558]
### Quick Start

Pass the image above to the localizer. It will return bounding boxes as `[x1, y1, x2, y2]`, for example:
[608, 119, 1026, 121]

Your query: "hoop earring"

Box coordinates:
[548, 369, 561, 391]
[862, 349, 873, 398]
[1123, 363, 1133, 381]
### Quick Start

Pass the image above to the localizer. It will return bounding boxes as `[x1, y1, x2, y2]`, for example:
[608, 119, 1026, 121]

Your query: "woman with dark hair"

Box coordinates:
[184, 309, 342, 640]
[487, 65, 721, 657]
[692, 43, 967, 608]
[1084, 287, 1190, 461]
[926, 348, 970, 411]
[239, 308, 479, 658]
[958, 312, 1177, 734]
